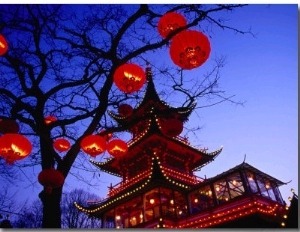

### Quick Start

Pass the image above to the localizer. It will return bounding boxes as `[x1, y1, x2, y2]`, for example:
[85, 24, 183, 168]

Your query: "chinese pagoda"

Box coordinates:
[75, 67, 297, 228]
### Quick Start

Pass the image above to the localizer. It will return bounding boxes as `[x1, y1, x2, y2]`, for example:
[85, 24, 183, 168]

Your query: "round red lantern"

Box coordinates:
[118, 104, 133, 117]
[0, 118, 19, 134]
[44, 115, 57, 125]
[38, 168, 65, 194]
[0, 133, 32, 164]
[107, 139, 128, 158]
[160, 118, 183, 137]
[53, 138, 71, 152]
[0, 34, 8, 56]
[157, 12, 187, 39]
[113, 63, 146, 93]
[80, 135, 106, 157]
[169, 30, 211, 70]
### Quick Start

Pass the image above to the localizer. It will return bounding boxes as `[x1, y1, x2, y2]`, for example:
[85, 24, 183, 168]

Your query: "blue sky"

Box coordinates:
[3, 4, 297, 212]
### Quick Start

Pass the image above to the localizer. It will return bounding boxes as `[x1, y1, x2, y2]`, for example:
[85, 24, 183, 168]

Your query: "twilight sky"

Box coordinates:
[3, 4, 298, 212]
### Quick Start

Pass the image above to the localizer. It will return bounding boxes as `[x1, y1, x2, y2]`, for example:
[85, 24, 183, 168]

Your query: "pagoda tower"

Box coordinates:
[75, 67, 293, 229]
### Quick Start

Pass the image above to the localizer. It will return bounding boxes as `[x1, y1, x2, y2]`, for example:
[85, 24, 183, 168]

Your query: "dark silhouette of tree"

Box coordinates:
[0, 4, 251, 228]
[61, 189, 101, 228]
[12, 199, 43, 228]
[12, 189, 100, 228]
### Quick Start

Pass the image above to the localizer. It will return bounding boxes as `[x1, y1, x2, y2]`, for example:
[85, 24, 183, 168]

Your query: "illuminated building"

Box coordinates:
[75, 67, 297, 228]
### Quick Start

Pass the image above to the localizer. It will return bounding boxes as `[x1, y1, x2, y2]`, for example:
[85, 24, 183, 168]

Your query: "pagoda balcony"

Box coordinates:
[108, 169, 152, 197]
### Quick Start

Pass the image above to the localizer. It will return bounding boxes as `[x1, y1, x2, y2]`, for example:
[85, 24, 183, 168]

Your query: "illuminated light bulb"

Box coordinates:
[150, 199, 155, 204]
[281, 222, 285, 227]
[116, 215, 121, 220]
[283, 215, 287, 219]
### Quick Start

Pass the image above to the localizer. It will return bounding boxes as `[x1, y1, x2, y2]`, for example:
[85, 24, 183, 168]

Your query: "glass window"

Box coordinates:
[115, 196, 143, 228]
[160, 188, 175, 219]
[190, 185, 214, 214]
[227, 172, 245, 199]
[214, 179, 230, 204]
[144, 188, 160, 222]
[265, 182, 277, 201]
[256, 175, 269, 198]
[246, 171, 259, 194]
[174, 191, 187, 219]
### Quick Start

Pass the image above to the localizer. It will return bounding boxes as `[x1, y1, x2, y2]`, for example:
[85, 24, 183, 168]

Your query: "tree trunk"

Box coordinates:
[39, 187, 62, 228]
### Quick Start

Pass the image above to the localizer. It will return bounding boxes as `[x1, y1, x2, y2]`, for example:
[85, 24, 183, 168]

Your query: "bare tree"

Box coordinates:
[12, 199, 43, 228]
[0, 4, 250, 228]
[61, 189, 101, 228]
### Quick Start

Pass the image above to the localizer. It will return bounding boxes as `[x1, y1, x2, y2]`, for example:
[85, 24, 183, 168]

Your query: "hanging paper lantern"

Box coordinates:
[157, 12, 187, 39]
[0, 34, 8, 56]
[169, 30, 211, 70]
[53, 138, 71, 152]
[44, 115, 57, 125]
[0, 117, 19, 134]
[107, 139, 128, 158]
[80, 135, 106, 157]
[160, 118, 183, 137]
[0, 133, 32, 164]
[38, 168, 65, 194]
[113, 63, 146, 93]
[98, 129, 113, 142]
[118, 104, 133, 117]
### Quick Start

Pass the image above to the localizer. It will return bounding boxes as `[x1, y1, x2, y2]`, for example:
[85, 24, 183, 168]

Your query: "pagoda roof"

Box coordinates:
[91, 132, 222, 177]
[75, 155, 202, 215]
[107, 67, 197, 126]
[199, 162, 286, 187]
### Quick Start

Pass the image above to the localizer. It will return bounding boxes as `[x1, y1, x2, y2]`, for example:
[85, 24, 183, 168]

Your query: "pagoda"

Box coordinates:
[75, 67, 296, 229]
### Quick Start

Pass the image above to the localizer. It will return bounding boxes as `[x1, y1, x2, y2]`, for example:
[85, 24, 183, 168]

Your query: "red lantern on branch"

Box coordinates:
[44, 115, 57, 125]
[169, 30, 211, 70]
[160, 118, 183, 137]
[107, 139, 128, 158]
[53, 138, 71, 152]
[0, 133, 32, 164]
[118, 104, 133, 117]
[0, 34, 8, 56]
[157, 12, 187, 38]
[0, 118, 19, 134]
[113, 63, 146, 94]
[80, 135, 106, 157]
[38, 168, 65, 194]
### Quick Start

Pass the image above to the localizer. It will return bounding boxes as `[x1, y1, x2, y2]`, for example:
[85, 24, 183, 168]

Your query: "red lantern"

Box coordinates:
[44, 115, 57, 125]
[169, 30, 211, 70]
[160, 118, 183, 137]
[0, 133, 32, 164]
[107, 139, 128, 158]
[157, 12, 187, 38]
[53, 138, 70, 152]
[38, 168, 65, 194]
[80, 135, 106, 157]
[0, 34, 8, 56]
[113, 63, 146, 93]
[118, 104, 133, 117]
[0, 118, 19, 134]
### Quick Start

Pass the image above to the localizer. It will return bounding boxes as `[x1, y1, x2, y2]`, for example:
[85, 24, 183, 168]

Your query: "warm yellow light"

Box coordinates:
[281, 222, 285, 227]
[150, 199, 155, 204]
[116, 215, 121, 220]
